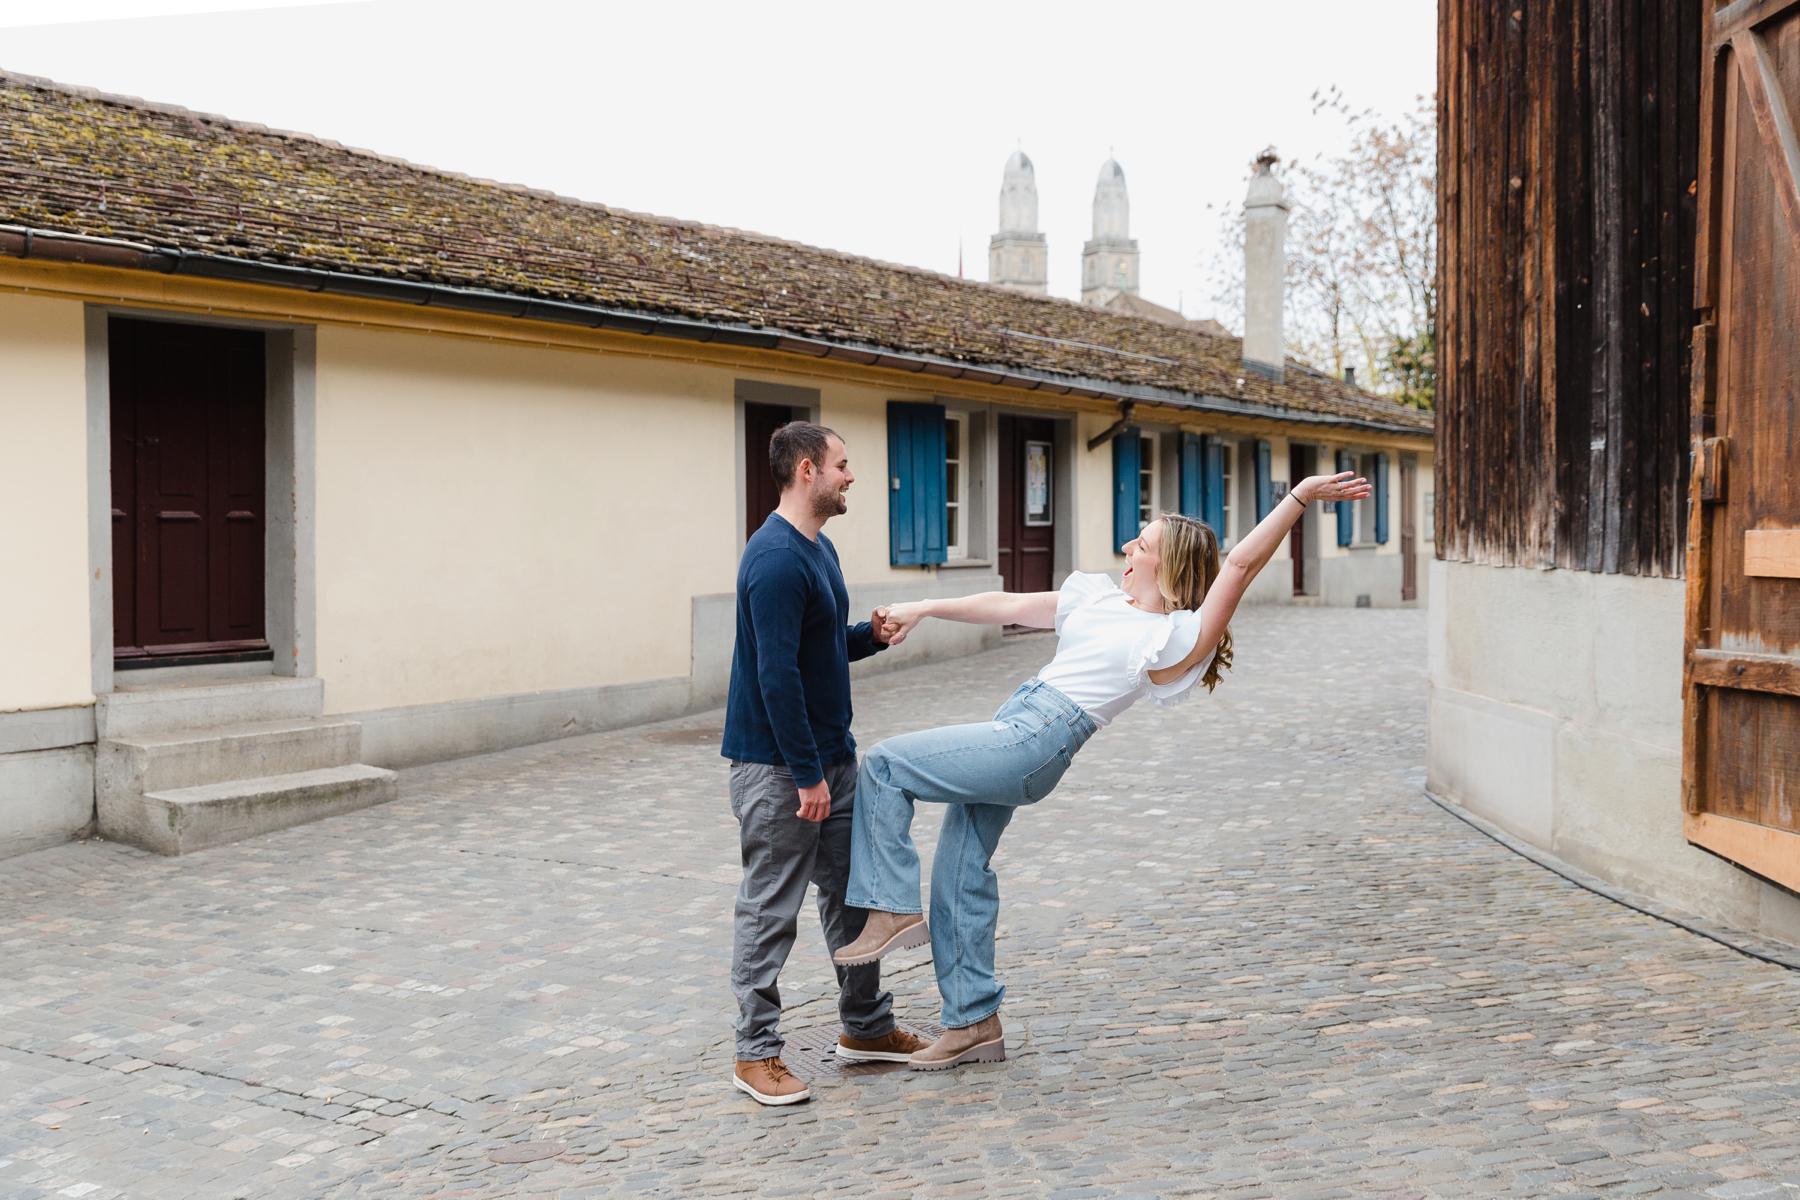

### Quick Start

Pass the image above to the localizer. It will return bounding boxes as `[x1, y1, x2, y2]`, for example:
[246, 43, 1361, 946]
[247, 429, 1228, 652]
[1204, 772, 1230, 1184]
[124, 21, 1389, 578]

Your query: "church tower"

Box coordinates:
[1081, 157, 1139, 306]
[988, 150, 1048, 295]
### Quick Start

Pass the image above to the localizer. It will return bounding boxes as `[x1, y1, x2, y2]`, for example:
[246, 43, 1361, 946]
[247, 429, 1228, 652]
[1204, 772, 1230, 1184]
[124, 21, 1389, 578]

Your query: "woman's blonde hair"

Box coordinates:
[1153, 512, 1233, 692]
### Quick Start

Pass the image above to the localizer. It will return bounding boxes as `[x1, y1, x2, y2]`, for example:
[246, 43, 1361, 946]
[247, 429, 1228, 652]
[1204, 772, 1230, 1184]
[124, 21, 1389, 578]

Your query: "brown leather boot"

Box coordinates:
[836, 1027, 930, 1063]
[732, 1056, 810, 1106]
[831, 911, 929, 966]
[908, 1014, 1005, 1071]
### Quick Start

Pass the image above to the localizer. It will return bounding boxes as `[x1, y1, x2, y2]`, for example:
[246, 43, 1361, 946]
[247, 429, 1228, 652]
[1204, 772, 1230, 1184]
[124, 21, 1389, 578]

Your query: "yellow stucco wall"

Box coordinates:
[313, 327, 751, 714]
[0, 294, 92, 712]
[1075, 413, 1121, 573]
[311, 330, 954, 714]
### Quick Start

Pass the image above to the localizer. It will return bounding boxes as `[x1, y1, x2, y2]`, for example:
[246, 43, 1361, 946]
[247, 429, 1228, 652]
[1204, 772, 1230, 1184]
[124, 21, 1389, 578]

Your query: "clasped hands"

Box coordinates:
[870, 601, 925, 647]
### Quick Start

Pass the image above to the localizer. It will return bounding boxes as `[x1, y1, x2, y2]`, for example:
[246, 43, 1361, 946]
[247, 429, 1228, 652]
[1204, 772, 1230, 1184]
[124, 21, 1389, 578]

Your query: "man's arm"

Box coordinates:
[745, 552, 827, 816]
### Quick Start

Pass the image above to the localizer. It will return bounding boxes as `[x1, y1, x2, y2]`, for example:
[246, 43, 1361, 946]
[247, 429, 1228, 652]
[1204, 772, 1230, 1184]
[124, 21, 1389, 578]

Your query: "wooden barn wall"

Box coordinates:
[1436, 0, 1700, 575]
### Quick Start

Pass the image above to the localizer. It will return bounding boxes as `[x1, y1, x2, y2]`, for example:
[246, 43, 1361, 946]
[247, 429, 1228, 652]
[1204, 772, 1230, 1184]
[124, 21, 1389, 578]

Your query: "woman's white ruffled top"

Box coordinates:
[1034, 571, 1212, 726]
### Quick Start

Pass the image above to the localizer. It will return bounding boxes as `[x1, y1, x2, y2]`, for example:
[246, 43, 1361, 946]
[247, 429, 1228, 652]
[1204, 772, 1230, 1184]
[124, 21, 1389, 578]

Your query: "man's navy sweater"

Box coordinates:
[721, 513, 886, 788]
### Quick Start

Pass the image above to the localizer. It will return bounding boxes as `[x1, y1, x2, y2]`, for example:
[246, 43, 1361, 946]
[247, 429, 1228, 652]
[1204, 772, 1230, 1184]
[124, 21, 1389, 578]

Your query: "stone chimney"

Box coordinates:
[1242, 149, 1289, 381]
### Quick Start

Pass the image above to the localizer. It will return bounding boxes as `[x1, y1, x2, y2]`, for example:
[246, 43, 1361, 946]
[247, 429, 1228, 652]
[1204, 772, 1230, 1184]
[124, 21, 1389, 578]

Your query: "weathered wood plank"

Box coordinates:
[1685, 811, 1800, 892]
[1691, 648, 1800, 697]
[1715, 0, 1800, 45]
[1729, 29, 1800, 248]
[1438, 0, 1698, 578]
[1744, 529, 1800, 578]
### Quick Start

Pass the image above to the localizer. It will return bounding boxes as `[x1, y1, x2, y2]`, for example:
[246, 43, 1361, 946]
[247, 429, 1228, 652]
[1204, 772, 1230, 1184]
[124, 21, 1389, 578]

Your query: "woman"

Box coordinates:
[832, 469, 1372, 1071]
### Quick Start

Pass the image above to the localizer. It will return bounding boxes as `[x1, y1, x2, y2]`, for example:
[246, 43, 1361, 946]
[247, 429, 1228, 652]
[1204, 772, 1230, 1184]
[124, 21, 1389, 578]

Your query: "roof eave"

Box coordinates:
[0, 224, 1433, 439]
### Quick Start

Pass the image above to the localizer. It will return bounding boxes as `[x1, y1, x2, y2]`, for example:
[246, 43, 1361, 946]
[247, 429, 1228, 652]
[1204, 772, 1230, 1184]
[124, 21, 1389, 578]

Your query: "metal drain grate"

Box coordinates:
[782, 1022, 945, 1078]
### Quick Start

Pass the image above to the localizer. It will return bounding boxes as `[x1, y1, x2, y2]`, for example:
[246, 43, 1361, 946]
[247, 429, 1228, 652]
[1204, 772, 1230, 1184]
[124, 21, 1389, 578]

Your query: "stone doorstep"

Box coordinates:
[98, 717, 365, 795]
[95, 675, 326, 739]
[130, 763, 398, 856]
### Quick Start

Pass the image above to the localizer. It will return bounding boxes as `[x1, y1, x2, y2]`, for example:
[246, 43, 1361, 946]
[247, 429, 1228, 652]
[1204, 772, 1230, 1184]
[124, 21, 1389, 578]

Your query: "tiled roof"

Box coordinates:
[0, 72, 1431, 435]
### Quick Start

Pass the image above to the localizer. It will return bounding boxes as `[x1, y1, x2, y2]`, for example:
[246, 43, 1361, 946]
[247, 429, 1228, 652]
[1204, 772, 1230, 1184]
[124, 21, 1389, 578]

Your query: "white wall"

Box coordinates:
[1428, 559, 1800, 945]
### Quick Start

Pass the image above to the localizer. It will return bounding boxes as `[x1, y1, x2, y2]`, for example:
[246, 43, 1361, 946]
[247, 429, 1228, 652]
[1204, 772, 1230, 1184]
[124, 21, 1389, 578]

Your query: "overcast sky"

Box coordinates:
[1, 0, 1436, 328]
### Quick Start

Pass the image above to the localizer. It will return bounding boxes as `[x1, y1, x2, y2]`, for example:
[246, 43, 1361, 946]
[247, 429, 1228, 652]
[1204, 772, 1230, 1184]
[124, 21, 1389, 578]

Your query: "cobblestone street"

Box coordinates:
[3, 606, 1798, 1199]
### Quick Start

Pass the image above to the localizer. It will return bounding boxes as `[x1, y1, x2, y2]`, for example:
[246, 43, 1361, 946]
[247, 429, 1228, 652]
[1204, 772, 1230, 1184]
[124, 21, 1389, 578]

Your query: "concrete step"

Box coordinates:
[108, 764, 398, 856]
[96, 677, 324, 739]
[97, 717, 363, 797]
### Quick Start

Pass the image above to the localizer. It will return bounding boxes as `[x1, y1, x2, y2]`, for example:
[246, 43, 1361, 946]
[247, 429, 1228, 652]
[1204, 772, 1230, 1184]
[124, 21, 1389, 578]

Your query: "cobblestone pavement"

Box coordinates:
[4, 607, 1799, 1199]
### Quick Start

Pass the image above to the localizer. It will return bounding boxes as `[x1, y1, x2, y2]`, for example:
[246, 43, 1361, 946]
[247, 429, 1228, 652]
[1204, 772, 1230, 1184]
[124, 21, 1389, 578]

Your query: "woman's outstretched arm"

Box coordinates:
[878, 590, 1058, 645]
[1147, 470, 1372, 684]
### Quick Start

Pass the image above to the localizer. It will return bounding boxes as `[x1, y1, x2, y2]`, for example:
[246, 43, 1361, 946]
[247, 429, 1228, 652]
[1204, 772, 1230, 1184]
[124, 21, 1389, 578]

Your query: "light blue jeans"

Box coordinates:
[847, 679, 1097, 1028]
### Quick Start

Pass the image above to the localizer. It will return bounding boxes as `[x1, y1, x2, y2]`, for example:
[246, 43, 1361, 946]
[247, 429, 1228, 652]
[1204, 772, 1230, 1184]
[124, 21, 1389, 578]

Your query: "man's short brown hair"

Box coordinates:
[769, 421, 840, 489]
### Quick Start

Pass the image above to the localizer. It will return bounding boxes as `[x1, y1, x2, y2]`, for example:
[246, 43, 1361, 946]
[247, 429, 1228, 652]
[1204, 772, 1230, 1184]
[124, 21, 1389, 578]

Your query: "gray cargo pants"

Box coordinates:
[729, 755, 895, 1061]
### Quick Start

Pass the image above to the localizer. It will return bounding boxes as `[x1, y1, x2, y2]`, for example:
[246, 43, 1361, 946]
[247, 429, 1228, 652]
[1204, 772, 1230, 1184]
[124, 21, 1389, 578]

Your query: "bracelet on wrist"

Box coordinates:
[1288, 490, 1307, 508]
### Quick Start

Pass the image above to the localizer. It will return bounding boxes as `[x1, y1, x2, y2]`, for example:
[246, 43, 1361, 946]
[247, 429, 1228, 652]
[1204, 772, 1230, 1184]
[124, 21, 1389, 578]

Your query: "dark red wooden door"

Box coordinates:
[997, 415, 1055, 594]
[110, 318, 266, 661]
[1400, 455, 1419, 602]
[1289, 443, 1316, 595]
[744, 401, 794, 542]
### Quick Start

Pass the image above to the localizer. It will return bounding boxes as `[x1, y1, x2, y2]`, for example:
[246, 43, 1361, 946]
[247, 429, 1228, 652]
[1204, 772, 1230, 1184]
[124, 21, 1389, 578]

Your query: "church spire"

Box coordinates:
[989, 148, 1048, 295]
[1082, 156, 1139, 306]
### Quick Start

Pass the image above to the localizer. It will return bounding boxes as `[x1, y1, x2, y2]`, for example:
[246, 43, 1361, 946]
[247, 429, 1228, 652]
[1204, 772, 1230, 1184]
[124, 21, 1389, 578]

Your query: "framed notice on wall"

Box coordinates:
[1024, 440, 1053, 526]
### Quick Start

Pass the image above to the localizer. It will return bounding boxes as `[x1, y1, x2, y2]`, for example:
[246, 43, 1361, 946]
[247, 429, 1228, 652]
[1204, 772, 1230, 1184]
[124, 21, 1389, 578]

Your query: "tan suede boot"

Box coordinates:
[908, 1014, 1005, 1071]
[831, 911, 929, 966]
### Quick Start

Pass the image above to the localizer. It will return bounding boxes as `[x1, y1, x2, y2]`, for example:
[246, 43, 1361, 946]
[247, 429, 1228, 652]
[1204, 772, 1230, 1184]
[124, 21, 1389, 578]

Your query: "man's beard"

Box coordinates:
[810, 485, 847, 520]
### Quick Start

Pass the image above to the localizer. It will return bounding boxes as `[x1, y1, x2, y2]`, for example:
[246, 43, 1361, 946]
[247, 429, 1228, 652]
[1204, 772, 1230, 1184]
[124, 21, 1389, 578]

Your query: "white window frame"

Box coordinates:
[1218, 439, 1235, 545]
[1355, 451, 1379, 545]
[945, 410, 969, 560]
[1137, 431, 1159, 532]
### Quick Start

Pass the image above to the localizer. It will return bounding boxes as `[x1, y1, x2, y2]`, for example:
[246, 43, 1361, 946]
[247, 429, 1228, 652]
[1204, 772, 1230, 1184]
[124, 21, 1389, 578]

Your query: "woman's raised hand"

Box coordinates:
[1296, 470, 1373, 505]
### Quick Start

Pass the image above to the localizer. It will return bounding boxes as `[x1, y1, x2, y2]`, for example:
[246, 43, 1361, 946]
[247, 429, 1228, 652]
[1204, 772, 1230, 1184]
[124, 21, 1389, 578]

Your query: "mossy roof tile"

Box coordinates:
[0, 72, 1431, 435]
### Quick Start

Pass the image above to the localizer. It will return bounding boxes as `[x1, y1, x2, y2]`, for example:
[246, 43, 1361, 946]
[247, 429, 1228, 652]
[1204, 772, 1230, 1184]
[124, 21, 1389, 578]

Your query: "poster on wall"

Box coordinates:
[1025, 440, 1052, 526]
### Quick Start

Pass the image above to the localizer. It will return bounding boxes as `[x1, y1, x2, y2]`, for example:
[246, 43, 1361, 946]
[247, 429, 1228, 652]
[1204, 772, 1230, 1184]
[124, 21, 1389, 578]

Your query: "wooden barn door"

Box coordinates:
[1684, 0, 1800, 891]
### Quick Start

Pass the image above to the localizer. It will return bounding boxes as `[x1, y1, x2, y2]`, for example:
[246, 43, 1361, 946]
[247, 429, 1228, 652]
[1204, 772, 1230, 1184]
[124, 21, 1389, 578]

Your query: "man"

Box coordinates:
[722, 421, 928, 1106]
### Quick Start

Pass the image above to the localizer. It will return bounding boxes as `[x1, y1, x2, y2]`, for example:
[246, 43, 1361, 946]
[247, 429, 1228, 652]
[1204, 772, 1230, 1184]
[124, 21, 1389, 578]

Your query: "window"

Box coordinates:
[1356, 452, 1380, 544]
[1218, 441, 1235, 543]
[888, 401, 949, 566]
[945, 411, 968, 560]
[1137, 432, 1159, 530]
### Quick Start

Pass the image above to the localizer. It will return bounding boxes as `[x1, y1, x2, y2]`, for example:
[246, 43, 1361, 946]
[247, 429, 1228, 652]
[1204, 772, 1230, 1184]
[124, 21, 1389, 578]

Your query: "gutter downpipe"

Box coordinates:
[0, 225, 1430, 438]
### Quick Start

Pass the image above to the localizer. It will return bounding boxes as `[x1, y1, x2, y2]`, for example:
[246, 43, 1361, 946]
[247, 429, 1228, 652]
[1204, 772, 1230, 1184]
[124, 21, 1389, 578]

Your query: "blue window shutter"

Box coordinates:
[1203, 436, 1226, 534]
[1335, 450, 1354, 546]
[1112, 431, 1141, 553]
[1374, 452, 1390, 545]
[888, 404, 917, 565]
[1255, 440, 1273, 519]
[887, 402, 948, 566]
[1179, 433, 1203, 518]
[918, 406, 947, 563]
